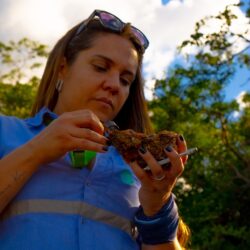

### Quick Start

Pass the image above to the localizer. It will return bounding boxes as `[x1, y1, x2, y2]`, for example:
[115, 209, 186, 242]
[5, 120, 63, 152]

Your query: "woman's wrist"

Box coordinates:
[141, 193, 172, 217]
[25, 139, 44, 166]
[134, 193, 179, 245]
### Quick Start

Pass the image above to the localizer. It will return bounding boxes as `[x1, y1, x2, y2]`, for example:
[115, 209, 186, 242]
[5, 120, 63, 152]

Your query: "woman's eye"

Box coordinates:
[120, 78, 131, 86]
[93, 65, 107, 72]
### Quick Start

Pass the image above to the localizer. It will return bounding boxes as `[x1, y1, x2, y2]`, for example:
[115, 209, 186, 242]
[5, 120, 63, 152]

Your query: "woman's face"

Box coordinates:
[54, 33, 139, 122]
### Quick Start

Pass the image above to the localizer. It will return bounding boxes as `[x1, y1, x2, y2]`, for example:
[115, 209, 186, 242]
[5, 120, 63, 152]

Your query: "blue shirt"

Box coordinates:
[0, 108, 141, 250]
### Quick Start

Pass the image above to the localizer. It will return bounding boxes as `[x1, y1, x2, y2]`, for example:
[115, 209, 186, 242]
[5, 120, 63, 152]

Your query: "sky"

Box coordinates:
[0, 0, 249, 104]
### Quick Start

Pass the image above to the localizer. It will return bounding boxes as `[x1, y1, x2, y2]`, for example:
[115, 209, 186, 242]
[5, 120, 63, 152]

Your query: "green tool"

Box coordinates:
[69, 150, 96, 169]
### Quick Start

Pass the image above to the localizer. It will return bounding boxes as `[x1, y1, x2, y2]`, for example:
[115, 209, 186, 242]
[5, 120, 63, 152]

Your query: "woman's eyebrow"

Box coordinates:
[92, 54, 113, 64]
[93, 54, 135, 77]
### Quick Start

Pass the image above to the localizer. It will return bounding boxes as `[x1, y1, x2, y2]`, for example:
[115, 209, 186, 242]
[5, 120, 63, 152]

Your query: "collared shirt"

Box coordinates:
[0, 107, 141, 250]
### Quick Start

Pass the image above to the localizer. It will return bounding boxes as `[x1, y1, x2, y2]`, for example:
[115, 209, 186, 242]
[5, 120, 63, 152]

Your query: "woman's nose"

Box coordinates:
[102, 74, 120, 94]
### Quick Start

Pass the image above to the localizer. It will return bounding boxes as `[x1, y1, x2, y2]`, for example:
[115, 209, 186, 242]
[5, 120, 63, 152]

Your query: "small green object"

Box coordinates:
[83, 150, 96, 165]
[69, 150, 96, 169]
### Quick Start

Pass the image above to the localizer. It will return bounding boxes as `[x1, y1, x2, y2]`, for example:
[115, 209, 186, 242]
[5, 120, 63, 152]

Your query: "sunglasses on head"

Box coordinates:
[74, 10, 149, 51]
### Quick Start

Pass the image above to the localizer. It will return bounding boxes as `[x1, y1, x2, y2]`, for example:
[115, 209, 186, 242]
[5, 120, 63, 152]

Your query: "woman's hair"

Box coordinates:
[31, 19, 152, 133]
[178, 217, 191, 249]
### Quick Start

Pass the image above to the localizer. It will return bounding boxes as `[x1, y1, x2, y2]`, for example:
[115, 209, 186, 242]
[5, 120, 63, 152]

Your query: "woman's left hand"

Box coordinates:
[129, 135, 187, 216]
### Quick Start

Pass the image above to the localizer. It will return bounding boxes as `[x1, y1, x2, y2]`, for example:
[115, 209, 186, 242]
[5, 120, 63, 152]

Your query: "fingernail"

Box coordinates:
[139, 145, 147, 154]
[102, 146, 109, 151]
[165, 146, 172, 152]
[179, 135, 184, 141]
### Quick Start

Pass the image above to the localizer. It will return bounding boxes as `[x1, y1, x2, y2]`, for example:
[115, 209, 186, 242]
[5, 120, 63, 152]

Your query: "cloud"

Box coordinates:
[232, 91, 249, 118]
[237, 91, 249, 109]
[0, 0, 248, 100]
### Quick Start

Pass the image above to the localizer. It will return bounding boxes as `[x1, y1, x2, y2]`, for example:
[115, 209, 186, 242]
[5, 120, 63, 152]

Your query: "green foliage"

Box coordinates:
[149, 2, 250, 249]
[0, 38, 48, 117]
[0, 78, 39, 118]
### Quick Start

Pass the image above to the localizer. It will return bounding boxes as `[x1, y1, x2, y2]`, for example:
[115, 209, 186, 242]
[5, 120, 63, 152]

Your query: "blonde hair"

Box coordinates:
[178, 217, 191, 249]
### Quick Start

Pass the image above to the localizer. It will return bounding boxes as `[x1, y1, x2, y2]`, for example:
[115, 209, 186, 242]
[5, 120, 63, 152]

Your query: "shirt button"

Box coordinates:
[85, 180, 91, 186]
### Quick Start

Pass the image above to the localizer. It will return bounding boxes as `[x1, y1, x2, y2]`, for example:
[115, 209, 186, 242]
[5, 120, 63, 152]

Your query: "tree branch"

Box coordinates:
[219, 115, 250, 168]
[229, 162, 250, 186]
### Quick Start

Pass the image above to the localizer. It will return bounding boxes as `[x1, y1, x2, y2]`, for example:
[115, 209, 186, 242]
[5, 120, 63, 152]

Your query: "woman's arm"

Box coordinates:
[0, 143, 41, 213]
[129, 136, 188, 249]
[0, 110, 107, 213]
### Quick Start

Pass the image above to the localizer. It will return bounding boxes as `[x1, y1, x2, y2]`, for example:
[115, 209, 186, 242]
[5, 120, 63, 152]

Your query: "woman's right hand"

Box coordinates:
[27, 109, 108, 165]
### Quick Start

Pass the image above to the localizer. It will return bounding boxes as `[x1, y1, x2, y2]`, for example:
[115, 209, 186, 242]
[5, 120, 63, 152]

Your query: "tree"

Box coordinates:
[149, 2, 250, 249]
[0, 38, 48, 117]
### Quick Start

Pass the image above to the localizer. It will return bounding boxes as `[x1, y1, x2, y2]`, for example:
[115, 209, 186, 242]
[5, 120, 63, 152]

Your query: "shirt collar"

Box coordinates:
[25, 107, 58, 127]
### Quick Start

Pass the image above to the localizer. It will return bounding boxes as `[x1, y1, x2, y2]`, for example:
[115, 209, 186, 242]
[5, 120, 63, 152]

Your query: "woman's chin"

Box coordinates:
[93, 111, 113, 123]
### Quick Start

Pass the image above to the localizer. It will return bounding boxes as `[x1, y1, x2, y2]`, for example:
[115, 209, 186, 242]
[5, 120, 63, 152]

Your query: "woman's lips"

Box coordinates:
[95, 97, 114, 110]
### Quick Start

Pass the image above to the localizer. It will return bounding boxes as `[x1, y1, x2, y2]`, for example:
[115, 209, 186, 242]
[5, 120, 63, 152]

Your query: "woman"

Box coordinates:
[0, 10, 190, 249]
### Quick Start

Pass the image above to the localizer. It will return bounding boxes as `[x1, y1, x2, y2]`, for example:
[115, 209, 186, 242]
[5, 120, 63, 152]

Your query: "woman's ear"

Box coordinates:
[58, 57, 68, 79]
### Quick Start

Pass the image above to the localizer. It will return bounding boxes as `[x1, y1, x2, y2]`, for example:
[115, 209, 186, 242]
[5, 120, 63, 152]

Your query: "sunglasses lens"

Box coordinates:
[99, 12, 123, 31]
[131, 27, 149, 49]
